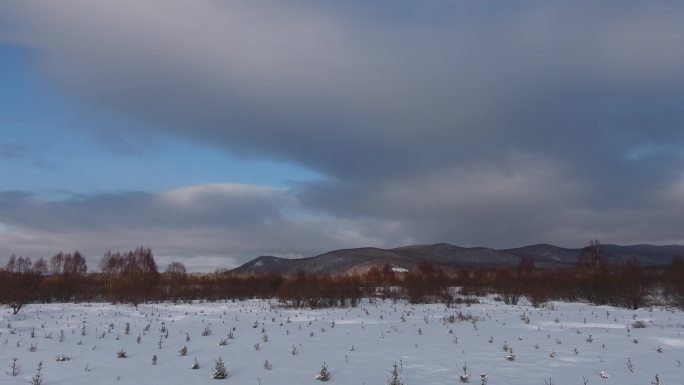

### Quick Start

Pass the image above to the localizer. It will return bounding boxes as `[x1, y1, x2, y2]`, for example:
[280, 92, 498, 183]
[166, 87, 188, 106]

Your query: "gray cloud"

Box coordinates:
[0, 185, 403, 271]
[1, 1, 684, 264]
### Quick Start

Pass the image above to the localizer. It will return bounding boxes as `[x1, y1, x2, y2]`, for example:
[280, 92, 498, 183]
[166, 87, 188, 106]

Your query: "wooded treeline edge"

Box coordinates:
[2, 245, 684, 313]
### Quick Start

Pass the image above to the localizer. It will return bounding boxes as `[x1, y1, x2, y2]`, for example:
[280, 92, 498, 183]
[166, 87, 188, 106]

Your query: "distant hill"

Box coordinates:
[230, 243, 684, 275]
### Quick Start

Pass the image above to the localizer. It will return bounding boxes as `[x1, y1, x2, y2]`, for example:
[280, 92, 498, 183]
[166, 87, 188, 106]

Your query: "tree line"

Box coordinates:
[2, 244, 684, 313]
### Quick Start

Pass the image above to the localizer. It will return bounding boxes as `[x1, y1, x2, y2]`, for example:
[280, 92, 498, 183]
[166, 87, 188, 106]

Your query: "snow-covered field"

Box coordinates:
[2, 297, 683, 385]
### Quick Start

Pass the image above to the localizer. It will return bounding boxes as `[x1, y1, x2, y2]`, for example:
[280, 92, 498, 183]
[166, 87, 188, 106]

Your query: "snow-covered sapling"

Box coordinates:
[6, 357, 20, 376]
[202, 325, 212, 336]
[30, 362, 43, 385]
[459, 362, 470, 383]
[191, 357, 200, 369]
[505, 348, 516, 361]
[212, 357, 227, 379]
[179, 345, 188, 356]
[263, 360, 272, 370]
[117, 349, 127, 358]
[315, 362, 330, 381]
[480, 372, 488, 385]
[651, 374, 660, 385]
[152, 355, 158, 365]
[55, 354, 70, 361]
[388, 363, 403, 385]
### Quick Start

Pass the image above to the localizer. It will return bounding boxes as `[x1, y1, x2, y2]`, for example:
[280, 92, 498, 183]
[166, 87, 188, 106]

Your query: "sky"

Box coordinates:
[1, 1, 684, 272]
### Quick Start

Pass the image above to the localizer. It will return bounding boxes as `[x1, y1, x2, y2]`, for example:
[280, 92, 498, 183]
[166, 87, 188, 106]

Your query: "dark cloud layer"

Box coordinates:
[0, 185, 403, 271]
[1, 1, 684, 269]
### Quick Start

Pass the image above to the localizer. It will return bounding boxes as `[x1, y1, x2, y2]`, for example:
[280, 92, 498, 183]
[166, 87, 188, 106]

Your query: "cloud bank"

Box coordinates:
[2, 1, 684, 269]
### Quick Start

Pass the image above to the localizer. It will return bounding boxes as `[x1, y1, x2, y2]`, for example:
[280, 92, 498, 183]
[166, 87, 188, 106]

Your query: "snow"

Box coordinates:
[392, 267, 409, 273]
[1, 298, 683, 385]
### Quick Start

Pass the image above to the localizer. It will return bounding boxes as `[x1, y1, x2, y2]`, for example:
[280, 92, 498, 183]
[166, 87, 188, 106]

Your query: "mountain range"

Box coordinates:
[231, 243, 684, 275]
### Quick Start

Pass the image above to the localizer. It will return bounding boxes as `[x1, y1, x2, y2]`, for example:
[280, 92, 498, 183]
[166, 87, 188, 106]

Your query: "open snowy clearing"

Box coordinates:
[2, 297, 683, 385]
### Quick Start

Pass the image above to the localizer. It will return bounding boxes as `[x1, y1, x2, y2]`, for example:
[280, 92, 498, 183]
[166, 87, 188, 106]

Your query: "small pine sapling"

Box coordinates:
[315, 362, 330, 381]
[191, 357, 200, 370]
[459, 362, 470, 383]
[6, 357, 20, 376]
[388, 362, 403, 385]
[30, 362, 43, 385]
[651, 374, 660, 385]
[505, 348, 516, 361]
[212, 357, 227, 379]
